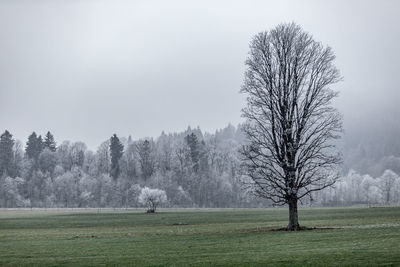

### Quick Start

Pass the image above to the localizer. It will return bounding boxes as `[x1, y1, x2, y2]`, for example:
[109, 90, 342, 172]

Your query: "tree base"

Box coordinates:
[275, 226, 317, 231]
[287, 224, 302, 231]
[287, 223, 301, 231]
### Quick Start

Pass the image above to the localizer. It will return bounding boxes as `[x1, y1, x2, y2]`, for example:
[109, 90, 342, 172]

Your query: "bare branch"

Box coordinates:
[240, 23, 342, 213]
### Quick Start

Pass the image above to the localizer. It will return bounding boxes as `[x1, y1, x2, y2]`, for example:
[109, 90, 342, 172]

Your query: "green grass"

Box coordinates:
[1, 207, 400, 266]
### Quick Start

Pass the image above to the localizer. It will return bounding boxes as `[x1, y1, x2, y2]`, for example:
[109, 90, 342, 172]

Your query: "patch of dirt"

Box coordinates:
[237, 226, 341, 233]
[270, 226, 341, 231]
[71, 235, 98, 239]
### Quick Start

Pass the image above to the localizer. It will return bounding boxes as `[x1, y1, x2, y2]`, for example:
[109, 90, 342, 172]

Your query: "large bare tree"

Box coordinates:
[241, 23, 342, 230]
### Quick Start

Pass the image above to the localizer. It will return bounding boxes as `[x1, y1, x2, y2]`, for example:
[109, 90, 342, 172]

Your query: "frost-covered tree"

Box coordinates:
[10, 140, 24, 178]
[120, 142, 137, 180]
[156, 132, 173, 173]
[138, 187, 167, 213]
[96, 140, 111, 174]
[241, 23, 342, 230]
[53, 171, 76, 207]
[70, 142, 86, 167]
[361, 174, 378, 206]
[0, 176, 25, 207]
[56, 141, 73, 171]
[38, 148, 57, 176]
[378, 170, 399, 204]
[137, 140, 155, 181]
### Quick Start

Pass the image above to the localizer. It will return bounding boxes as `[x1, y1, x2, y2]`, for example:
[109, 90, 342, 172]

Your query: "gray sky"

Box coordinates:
[1, 0, 399, 150]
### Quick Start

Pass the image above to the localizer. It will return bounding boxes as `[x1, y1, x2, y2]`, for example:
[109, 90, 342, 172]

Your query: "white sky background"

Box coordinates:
[0, 0, 399, 150]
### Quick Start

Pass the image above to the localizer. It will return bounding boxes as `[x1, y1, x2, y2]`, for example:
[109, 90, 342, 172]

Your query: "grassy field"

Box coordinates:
[1, 207, 400, 266]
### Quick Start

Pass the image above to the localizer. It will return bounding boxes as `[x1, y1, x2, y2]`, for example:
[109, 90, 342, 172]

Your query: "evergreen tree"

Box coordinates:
[25, 132, 43, 161]
[0, 130, 15, 176]
[43, 131, 57, 152]
[37, 135, 43, 151]
[185, 133, 200, 172]
[110, 134, 124, 179]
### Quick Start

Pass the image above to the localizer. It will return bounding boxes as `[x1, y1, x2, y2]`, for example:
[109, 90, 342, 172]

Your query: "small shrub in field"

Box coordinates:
[138, 187, 167, 213]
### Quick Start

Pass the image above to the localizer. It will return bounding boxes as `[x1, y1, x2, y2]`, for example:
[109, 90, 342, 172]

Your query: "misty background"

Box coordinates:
[1, 0, 400, 208]
[1, 0, 399, 149]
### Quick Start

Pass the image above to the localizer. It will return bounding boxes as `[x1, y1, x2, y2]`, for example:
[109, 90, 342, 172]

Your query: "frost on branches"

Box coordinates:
[138, 187, 167, 213]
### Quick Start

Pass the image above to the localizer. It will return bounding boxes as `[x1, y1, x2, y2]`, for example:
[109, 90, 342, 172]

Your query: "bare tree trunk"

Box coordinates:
[288, 197, 300, 231]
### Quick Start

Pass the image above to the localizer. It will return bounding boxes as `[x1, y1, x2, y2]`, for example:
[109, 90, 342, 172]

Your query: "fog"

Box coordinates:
[1, 0, 399, 150]
[1, 0, 400, 210]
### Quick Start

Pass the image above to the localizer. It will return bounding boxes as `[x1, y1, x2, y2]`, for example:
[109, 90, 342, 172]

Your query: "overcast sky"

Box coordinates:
[1, 0, 399, 150]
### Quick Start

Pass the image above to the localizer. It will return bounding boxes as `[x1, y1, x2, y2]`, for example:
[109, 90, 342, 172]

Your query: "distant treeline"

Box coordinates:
[0, 124, 399, 208]
[0, 125, 259, 208]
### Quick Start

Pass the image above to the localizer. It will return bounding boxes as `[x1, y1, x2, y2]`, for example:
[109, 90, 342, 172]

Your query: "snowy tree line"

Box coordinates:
[311, 169, 400, 207]
[0, 125, 260, 208]
[0, 125, 399, 208]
